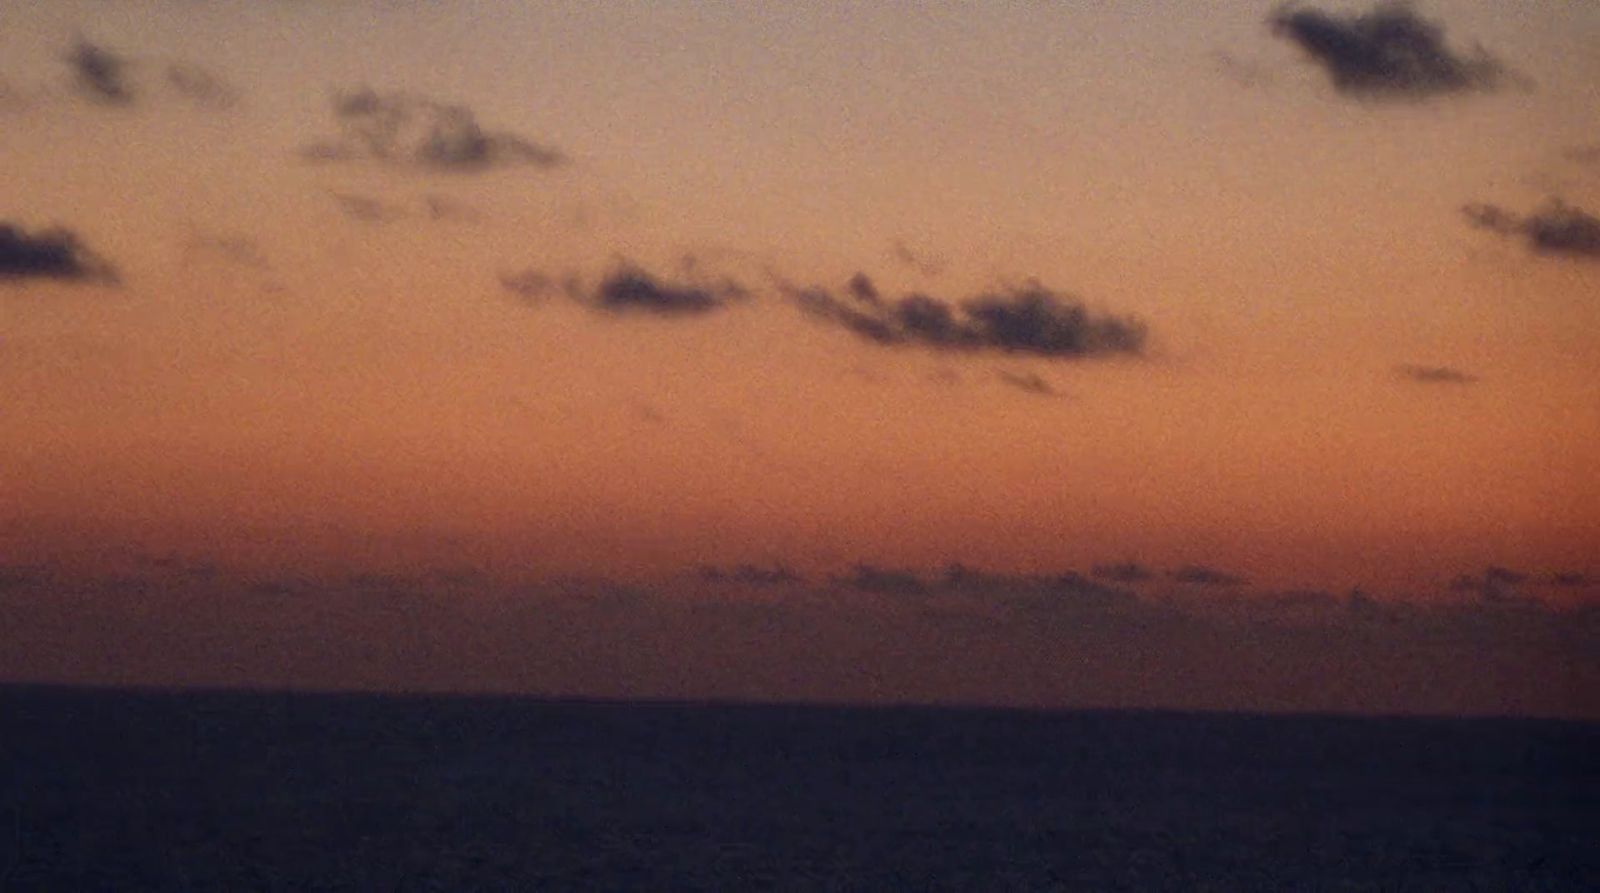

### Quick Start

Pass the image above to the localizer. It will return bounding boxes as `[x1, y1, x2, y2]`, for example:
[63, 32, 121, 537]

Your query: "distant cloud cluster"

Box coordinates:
[66, 38, 238, 110]
[1268, 3, 1508, 100]
[1449, 566, 1597, 602]
[787, 273, 1146, 360]
[1170, 565, 1247, 587]
[0, 223, 117, 284]
[303, 87, 565, 173]
[1395, 364, 1478, 385]
[1463, 200, 1600, 261]
[836, 564, 1137, 611]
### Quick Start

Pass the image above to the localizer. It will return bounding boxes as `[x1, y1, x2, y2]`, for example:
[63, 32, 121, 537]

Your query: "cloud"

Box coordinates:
[65, 39, 237, 110]
[302, 86, 565, 173]
[68, 39, 135, 105]
[996, 370, 1061, 397]
[1395, 364, 1478, 385]
[163, 63, 240, 110]
[1170, 565, 1247, 587]
[1464, 200, 1600, 260]
[1268, 2, 1508, 100]
[889, 240, 945, 277]
[0, 223, 118, 284]
[787, 273, 1147, 360]
[504, 263, 748, 317]
[329, 191, 404, 224]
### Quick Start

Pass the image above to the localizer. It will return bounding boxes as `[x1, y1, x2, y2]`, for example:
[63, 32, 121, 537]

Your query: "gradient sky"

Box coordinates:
[2, 1, 1597, 717]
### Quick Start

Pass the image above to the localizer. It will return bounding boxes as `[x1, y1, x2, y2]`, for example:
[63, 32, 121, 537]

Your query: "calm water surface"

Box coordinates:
[2, 686, 1595, 890]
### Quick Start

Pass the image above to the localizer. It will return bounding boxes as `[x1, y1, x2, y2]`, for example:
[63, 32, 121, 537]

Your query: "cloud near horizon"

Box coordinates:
[0, 223, 118, 284]
[786, 273, 1147, 360]
[302, 86, 565, 173]
[1268, 3, 1509, 100]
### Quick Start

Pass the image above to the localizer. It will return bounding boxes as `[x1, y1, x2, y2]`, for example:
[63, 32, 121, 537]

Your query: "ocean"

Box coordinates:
[2, 686, 1595, 890]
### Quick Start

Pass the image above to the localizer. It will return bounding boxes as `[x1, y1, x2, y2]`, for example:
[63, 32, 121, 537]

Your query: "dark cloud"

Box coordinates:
[996, 370, 1060, 397]
[303, 86, 565, 173]
[1464, 200, 1600, 260]
[504, 264, 748, 317]
[1092, 561, 1155, 584]
[0, 223, 118, 284]
[1548, 572, 1594, 588]
[1268, 3, 1508, 100]
[67, 39, 135, 105]
[593, 265, 747, 316]
[1170, 565, 1247, 587]
[699, 564, 806, 586]
[788, 273, 1146, 360]
[1395, 364, 1477, 385]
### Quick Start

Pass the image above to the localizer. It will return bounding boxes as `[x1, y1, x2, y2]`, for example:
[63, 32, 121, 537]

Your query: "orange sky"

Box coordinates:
[2, 1, 1596, 715]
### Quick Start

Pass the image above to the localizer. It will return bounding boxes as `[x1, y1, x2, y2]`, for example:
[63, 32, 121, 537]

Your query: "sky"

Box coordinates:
[2, 1, 1597, 718]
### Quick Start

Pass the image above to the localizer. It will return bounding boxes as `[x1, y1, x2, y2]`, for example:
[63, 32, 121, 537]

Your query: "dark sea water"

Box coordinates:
[1, 687, 1595, 891]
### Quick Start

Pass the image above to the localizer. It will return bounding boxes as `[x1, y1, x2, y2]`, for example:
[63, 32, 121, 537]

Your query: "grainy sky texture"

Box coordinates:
[2, 1, 1596, 717]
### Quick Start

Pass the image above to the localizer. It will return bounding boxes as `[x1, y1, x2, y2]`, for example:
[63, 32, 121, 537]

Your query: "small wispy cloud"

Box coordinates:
[303, 86, 565, 174]
[1395, 364, 1478, 385]
[66, 38, 238, 110]
[329, 191, 405, 224]
[1268, 3, 1509, 100]
[996, 370, 1061, 397]
[1463, 199, 1600, 261]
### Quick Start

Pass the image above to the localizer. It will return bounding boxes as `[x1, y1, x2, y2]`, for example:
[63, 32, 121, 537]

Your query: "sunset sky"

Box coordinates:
[3, 1, 1597, 717]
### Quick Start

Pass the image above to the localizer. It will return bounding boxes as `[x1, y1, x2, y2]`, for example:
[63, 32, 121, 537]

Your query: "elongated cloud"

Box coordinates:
[1464, 200, 1600, 261]
[788, 274, 1146, 360]
[1396, 364, 1477, 385]
[303, 86, 565, 173]
[1269, 3, 1507, 99]
[997, 370, 1060, 397]
[501, 263, 748, 316]
[0, 223, 117, 284]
